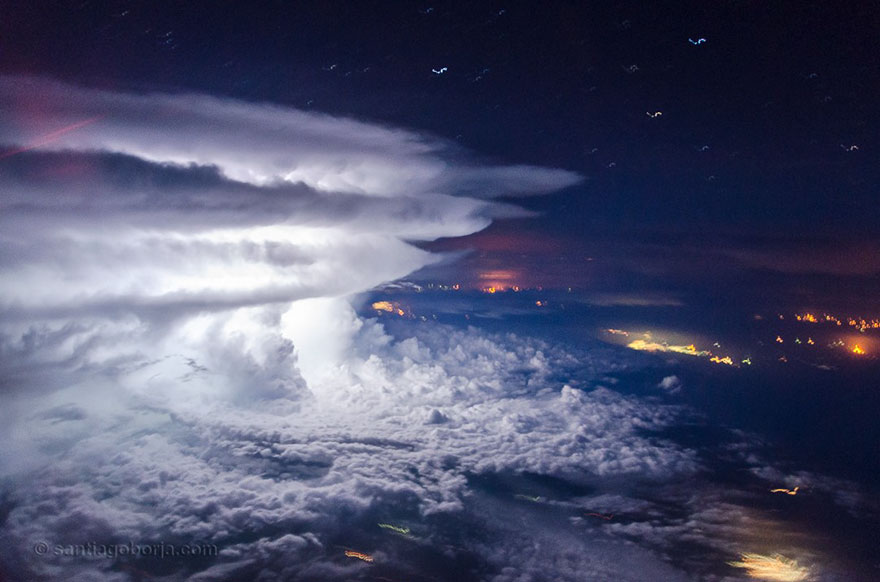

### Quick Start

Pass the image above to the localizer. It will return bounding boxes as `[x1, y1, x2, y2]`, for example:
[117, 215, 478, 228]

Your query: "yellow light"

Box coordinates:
[807, 338, 814, 345]
[371, 301, 394, 312]
[852, 345, 866, 355]
[742, 357, 752, 365]
[727, 553, 809, 581]
[626, 339, 706, 356]
[396, 308, 405, 316]
[669, 343, 705, 356]
[770, 486, 799, 495]
[626, 340, 667, 352]
[378, 523, 410, 535]
[776, 336, 784, 343]
[710, 355, 734, 365]
[345, 550, 374, 562]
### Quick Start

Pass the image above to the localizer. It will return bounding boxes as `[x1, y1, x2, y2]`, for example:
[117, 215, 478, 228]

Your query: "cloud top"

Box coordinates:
[0, 76, 580, 384]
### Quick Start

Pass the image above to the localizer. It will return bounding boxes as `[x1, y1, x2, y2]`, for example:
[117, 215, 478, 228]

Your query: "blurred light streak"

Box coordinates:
[378, 523, 410, 535]
[770, 486, 799, 495]
[584, 512, 614, 520]
[345, 550, 374, 562]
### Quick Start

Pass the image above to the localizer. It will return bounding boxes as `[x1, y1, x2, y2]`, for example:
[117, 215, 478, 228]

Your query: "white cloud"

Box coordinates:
[0, 75, 581, 390]
[658, 375, 682, 394]
[0, 321, 703, 580]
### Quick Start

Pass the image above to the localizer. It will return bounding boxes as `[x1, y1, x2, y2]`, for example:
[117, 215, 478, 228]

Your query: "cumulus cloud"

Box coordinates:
[0, 322, 703, 580]
[658, 375, 682, 394]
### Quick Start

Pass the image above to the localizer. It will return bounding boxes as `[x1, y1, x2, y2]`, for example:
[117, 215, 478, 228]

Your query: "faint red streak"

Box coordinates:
[0, 115, 104, 160]
[585, 512, 614, 520]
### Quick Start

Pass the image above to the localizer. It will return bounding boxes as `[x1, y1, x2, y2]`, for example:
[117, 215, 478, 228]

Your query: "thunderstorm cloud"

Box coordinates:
[1, 77, 862, 581]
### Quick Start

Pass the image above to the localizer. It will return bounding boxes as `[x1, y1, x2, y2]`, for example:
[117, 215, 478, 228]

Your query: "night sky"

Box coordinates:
[1, 2, 879, 582]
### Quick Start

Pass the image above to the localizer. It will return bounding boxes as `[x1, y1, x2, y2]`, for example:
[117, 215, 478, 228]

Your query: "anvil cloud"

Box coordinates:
[0, 76, 580, 387]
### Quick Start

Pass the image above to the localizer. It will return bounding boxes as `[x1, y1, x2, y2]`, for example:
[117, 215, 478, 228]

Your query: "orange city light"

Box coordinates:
[770, 486, 799, 495]
[727, 553, 809, 581]
[852, 345, 866, 355]
[344, 550, 374, 562]
[371, 301, 394, 312]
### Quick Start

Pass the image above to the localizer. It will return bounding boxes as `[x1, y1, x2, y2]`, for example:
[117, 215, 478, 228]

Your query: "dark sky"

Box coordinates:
[2, 0, 878, 307]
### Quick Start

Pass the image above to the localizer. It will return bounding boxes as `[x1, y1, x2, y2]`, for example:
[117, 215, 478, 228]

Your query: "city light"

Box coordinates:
[727, 553, 810, 581]
[770, 486, 799, 495]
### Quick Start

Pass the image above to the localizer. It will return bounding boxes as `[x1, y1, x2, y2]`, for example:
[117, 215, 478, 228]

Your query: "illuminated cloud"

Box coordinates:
[0, 75, 580, 387]
[0, 323, 701, 581]
[0, 76, 580, 198]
